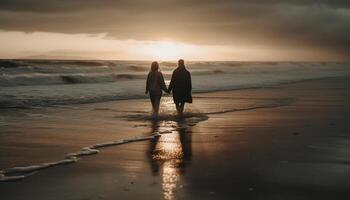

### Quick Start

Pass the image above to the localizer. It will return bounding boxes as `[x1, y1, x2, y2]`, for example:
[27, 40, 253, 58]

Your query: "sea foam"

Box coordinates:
[1, 60, 349, 108]
[0, 134, 160, 182]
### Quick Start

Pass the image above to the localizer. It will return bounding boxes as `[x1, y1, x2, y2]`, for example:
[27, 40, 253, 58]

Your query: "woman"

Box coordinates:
[145, 61, 167, 117]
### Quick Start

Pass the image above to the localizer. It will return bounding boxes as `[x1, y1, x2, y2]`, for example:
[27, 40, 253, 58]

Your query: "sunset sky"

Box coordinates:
[0, 0, 349, 61]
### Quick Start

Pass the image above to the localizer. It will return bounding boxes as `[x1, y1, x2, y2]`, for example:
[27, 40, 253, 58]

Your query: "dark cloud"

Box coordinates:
[0, 0, 349, 60]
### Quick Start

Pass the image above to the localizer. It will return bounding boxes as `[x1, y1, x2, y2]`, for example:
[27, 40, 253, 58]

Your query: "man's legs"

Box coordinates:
[176, 101, 185, 114]
[180, 102, 185, 113]
[175, 102, 181, 113]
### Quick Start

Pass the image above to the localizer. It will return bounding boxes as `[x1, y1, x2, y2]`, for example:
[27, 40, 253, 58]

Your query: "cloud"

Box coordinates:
[0, 0, 349, 60]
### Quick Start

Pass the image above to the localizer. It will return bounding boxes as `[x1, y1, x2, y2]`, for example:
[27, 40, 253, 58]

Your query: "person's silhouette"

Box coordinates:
[168, 59, 192, 114]
[145, 61, 167, 117]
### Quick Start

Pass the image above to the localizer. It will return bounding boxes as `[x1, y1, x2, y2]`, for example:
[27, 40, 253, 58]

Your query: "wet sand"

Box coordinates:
[1, 78, 350, 199]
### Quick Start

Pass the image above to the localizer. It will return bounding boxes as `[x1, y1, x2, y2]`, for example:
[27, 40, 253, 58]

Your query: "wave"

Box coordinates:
[1, 60, 349, 108]
[0, 133, 160, 182]
[0, 70, 227, 86]
[119, 99, 291, 122]
[125, 65, 149, 72]
[0, 76, 347, 109]
[60, 74, 119, 84]
[121, 112, 209, 123]
[0, 60, 26, 68]
[0, 59, 116, 68]
[0, 73, 150, 86]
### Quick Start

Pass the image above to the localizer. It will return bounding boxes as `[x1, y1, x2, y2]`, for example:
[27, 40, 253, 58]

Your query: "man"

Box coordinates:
[168, 59, 192, 114]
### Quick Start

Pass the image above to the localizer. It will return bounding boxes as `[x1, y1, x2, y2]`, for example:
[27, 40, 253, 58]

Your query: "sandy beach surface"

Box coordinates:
[1, 77, 350, 200]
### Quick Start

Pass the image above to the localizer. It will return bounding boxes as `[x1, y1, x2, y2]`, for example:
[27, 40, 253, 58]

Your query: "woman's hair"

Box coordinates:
[151, 61, 159, 72]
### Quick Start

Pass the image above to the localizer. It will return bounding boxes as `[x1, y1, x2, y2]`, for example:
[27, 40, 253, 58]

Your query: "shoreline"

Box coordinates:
[1, 77, 350, 199]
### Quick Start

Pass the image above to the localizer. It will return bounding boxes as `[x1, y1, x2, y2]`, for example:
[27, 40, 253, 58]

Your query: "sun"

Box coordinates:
[147, 41, 188, 61]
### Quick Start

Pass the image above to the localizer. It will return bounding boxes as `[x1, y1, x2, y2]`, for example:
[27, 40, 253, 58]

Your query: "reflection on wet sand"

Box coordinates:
[148, 119, 192, 200]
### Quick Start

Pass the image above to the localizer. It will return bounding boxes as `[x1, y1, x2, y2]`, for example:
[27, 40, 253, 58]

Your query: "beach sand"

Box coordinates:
[1, 78, 350, 199]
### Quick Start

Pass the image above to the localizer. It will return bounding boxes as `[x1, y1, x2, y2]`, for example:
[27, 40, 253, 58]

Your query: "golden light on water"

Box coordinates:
[153, 132, 184, 200]
[162, 161, 182, 200]
[148, 97, 193, 200]
[151, 121, 185, 200]
[153, 132, 184, 161]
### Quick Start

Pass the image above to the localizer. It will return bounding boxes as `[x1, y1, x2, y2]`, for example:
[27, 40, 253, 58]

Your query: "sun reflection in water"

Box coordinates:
[148, 97, 192, 200]
[153, 133, 183, 160]
[153, 132, 183, 200]
[162, 160, 182, 200]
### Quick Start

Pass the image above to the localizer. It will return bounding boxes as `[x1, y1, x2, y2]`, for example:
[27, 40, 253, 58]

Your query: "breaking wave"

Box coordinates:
[1, 60, 349, 108]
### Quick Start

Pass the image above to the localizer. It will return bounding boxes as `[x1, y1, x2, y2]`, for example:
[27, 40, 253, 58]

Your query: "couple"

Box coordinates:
[145, 59, 192, 117]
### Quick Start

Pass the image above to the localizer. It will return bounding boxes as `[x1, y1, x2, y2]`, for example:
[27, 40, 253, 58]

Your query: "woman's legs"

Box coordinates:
[150, 94, 161, 115]
[153, 96, 161, 115]
[150, 95, 156, 111]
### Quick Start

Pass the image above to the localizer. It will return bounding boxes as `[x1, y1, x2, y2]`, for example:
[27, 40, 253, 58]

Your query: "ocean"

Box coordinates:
[1, 60, 349, 108]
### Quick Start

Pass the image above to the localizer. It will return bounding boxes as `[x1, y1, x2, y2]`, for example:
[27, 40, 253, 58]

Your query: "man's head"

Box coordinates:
[178, 59, 184, 67]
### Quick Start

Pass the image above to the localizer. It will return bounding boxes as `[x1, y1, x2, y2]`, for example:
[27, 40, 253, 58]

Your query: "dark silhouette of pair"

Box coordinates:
[145, 59, 192, 116]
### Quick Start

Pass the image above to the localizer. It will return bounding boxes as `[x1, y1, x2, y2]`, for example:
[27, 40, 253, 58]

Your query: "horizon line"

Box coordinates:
[0, 58, 349, 63]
